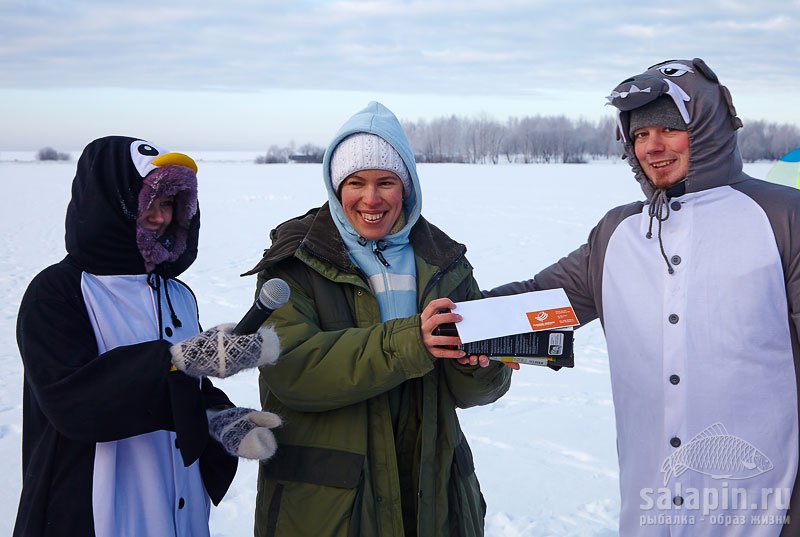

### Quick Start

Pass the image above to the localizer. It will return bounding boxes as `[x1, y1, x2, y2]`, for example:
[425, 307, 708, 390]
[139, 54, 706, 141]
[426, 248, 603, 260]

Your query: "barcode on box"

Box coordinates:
[548, 332, 564, 356]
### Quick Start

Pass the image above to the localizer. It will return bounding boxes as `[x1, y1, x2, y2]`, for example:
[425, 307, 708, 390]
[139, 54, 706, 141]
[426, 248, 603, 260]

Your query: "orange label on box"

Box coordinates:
[526, 307, 579, 331]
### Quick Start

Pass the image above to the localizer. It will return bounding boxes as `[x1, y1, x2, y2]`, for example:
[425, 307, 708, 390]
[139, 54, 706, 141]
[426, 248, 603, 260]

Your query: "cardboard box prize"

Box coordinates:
[434, 288, 579, 368]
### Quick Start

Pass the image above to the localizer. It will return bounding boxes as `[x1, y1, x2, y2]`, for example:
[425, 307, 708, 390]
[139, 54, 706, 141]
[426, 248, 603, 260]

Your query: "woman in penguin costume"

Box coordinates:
[15, 136, 282, 537]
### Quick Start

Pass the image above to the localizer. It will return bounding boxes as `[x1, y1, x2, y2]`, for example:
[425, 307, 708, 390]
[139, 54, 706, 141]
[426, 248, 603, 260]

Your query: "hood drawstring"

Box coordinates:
[163, 279, 183, 328]
[147, 273, 183, 338]
[646, 189, 674, 275]
[357, 236, 391, 267]
[373, 239, 390, 267]
[148, 274, 165, 338]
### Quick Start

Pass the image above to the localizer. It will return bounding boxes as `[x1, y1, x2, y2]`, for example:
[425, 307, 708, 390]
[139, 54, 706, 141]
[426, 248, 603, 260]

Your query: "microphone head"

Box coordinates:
[258, 278, 291, 310]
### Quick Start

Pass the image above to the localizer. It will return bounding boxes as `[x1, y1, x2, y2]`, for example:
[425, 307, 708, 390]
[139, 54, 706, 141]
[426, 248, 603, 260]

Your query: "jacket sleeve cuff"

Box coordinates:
[386, 315, 435, 379]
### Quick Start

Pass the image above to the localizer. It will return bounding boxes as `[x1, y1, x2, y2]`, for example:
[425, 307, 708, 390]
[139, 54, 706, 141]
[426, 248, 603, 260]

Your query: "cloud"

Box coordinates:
[713, 15, 795, 31]
[0, 0, 796, 99]
[0, 0, 798, 150]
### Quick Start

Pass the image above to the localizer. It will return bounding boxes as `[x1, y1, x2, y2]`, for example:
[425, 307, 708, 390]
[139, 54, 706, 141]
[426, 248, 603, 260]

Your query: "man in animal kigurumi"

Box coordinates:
[486, 58, 800, 536]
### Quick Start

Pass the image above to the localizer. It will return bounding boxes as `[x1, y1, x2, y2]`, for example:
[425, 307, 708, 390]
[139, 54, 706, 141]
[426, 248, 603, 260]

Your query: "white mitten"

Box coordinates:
[208, 407, 282, 460]
[170, 323, 280, 378]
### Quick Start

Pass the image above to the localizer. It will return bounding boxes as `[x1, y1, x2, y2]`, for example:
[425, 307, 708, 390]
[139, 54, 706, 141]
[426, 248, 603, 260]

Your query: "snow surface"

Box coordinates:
[0, 155, 774, 536]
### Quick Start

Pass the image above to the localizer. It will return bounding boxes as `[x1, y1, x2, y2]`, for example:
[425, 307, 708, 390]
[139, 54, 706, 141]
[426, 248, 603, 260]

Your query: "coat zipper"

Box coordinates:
[417, 257, 463, 312]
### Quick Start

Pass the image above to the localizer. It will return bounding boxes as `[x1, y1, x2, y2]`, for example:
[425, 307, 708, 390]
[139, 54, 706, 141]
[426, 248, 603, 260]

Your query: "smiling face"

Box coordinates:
[633, 127, 691, 189]
[339, 169, 404, 240]
[138, 195, 175, 237]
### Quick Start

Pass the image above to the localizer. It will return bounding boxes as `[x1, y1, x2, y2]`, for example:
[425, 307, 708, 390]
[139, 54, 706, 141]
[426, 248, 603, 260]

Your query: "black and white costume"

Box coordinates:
[15, 137, 237, 536]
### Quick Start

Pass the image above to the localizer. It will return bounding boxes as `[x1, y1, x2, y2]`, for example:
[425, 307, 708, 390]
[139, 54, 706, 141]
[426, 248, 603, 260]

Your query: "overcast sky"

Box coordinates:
[1, 0, 798, 151]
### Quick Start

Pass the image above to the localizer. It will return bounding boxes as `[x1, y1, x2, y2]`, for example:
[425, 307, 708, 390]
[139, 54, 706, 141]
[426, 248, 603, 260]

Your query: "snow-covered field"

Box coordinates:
[0, 154, 773, 536]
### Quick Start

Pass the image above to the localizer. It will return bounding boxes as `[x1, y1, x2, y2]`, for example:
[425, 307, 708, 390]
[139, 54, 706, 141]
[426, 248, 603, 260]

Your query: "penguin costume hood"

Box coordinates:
[65, 136, 200, 276]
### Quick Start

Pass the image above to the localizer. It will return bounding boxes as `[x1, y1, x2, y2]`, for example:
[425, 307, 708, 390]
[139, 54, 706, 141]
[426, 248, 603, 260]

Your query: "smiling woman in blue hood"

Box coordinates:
[246, 102, 512, 537]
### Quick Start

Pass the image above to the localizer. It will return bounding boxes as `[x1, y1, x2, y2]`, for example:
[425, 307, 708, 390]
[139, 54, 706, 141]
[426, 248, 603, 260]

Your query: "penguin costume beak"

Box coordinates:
[152, 152, 198, 174]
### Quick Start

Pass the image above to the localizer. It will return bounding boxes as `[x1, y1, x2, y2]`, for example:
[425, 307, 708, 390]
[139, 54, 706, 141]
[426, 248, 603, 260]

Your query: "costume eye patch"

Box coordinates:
[658, 63, 693, 77]
[130, 140, 165, 178]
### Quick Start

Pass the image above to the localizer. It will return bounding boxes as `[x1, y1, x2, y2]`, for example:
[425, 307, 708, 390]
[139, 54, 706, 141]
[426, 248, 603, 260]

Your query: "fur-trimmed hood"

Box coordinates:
[65, 136, 200, 277]
[606, 58, 746, 199]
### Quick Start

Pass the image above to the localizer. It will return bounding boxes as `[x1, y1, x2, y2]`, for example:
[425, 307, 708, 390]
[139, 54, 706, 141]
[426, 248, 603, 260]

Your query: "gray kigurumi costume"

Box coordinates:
[489, 58, 800, 536]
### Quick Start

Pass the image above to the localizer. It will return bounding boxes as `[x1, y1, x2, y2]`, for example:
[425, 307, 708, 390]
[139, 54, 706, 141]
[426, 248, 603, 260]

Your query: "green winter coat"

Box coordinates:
[245, 204, 512, 537]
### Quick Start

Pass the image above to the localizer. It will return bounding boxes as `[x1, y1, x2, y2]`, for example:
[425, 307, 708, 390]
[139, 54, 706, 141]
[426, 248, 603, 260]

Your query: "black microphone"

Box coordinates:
[232, 278, 291, 335]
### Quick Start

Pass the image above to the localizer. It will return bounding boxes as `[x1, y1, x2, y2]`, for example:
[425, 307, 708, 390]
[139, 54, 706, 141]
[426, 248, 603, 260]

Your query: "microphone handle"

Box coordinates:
[232, 300, 275, 335]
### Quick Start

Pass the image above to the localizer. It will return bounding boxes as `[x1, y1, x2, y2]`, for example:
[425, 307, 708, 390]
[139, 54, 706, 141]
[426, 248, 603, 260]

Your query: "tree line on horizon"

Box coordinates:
[32, 115, 800, 165]
[35, 147, 71, 161]
[254, 113, 800, 166]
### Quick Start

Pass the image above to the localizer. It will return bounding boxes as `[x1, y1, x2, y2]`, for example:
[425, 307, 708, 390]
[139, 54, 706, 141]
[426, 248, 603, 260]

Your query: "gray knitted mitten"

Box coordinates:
[208, 407, 282, 460]
[170, 323, 280, 378]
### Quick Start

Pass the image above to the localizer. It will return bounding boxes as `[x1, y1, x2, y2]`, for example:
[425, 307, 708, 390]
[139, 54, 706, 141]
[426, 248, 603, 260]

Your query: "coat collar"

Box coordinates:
[243, 203, 466, 278]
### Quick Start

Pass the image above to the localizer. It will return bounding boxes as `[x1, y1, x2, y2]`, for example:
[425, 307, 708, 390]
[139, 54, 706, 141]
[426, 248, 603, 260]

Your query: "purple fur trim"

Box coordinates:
[136, 227, 169, 273]
[136, 165, 198, 272]
[138, 165, 198, 223]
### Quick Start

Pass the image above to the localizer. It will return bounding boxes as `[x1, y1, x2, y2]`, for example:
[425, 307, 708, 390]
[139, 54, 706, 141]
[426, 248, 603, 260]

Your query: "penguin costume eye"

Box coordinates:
[138, 144, 160, 157]
[130, 140, 165, 178]
[658, 63, 693, 77]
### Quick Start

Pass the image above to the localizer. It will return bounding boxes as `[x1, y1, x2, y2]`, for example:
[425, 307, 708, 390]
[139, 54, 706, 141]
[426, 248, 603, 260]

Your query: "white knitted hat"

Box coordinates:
[330, 133, 411, 195]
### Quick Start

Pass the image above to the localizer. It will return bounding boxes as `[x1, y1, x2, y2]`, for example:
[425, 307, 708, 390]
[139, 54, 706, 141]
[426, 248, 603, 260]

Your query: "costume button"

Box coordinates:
[670, 437, 682, 448]
[671, 255, 682, 265]
[668, 314, 679, 324]
[357, 290, 363, 296]
[165, 326, 173, 337]
[376, 496, 383, 503]
[671, 201, 682, 211]
[673, 495, 684, 506]
[178, 497, 185, 509]
[418, 490, 423, 497]
[669, 375, 680, 385]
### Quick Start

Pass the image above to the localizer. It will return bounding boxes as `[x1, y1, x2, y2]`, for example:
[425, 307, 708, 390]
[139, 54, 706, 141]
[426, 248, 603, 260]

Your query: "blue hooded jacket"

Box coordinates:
[322, 102, 422, 321]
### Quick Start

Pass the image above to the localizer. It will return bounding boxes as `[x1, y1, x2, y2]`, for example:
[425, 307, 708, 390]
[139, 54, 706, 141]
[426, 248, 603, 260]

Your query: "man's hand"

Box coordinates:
[420, 298, 466, 359]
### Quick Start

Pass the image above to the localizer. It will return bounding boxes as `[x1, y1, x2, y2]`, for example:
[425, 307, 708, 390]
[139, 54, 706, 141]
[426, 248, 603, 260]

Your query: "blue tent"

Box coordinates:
[767, 147, 800, 188]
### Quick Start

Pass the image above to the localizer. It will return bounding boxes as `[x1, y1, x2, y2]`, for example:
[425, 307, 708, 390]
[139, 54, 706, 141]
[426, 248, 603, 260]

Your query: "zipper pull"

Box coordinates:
[373, 247, 390, 267]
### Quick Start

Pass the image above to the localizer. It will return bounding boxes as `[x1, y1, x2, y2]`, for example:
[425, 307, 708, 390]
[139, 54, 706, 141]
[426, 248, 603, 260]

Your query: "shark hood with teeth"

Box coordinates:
[606, 58, 745, 198]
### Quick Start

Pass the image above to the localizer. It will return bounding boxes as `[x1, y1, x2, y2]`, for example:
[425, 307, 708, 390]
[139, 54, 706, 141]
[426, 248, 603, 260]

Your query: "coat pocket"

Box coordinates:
[448, 439, 487, 537]
[256, 444, 365, 537]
